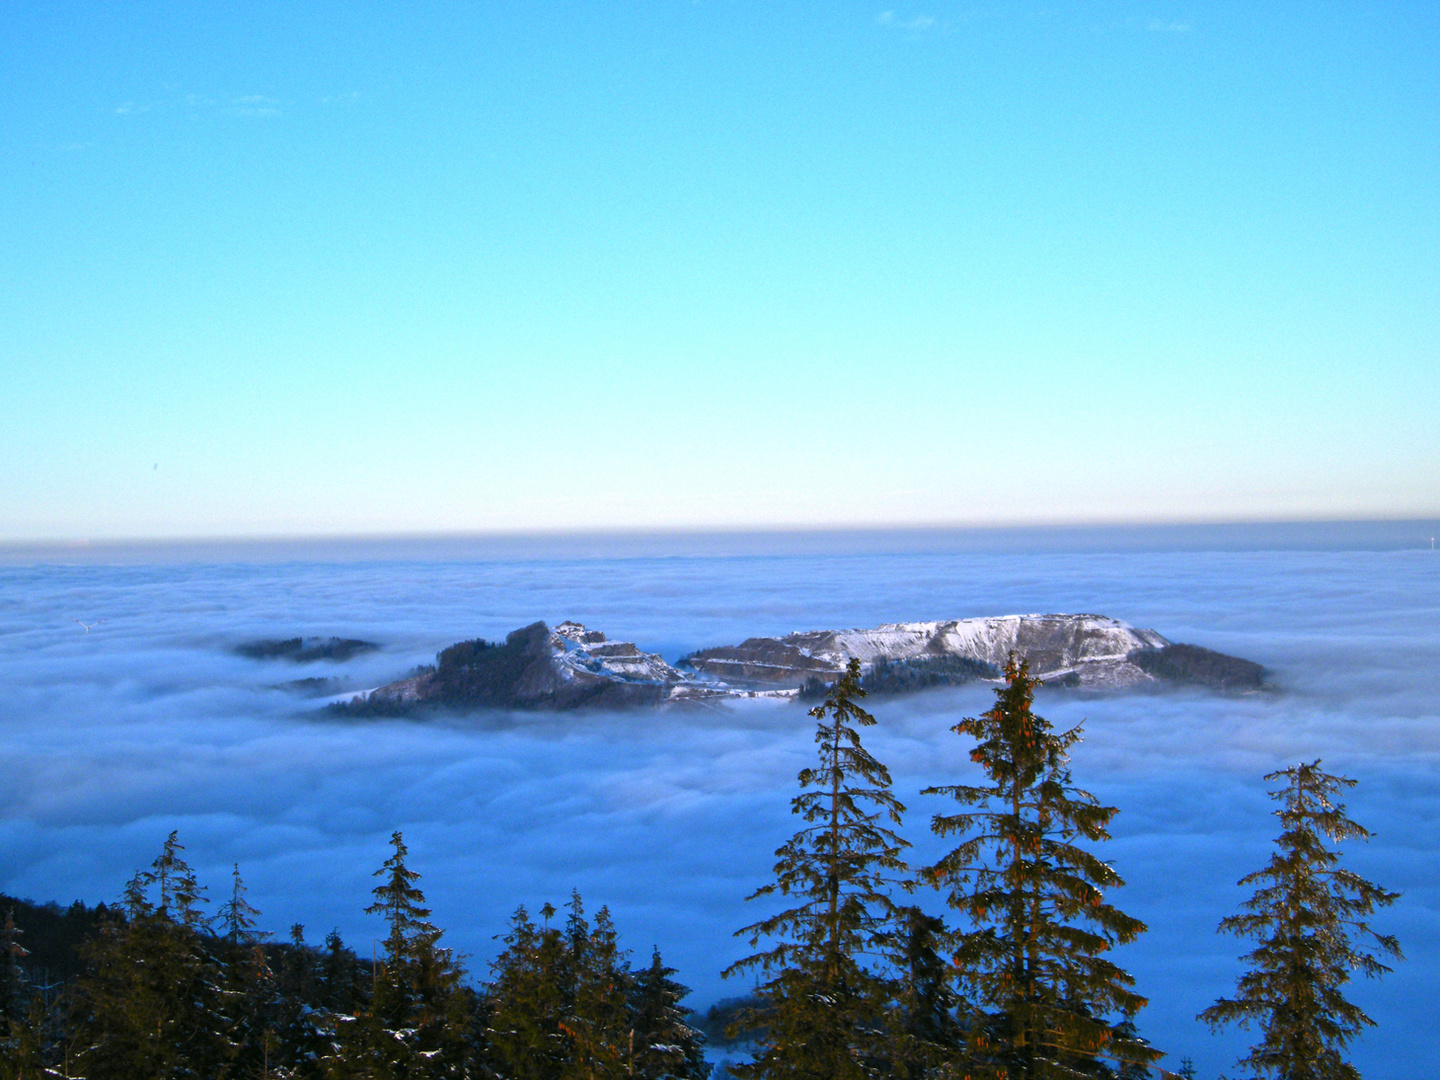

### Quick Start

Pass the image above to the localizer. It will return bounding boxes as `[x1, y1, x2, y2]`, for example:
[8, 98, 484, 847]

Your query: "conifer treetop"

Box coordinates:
[1200, 760, 1402, 1080]
[921, 654, 1157, 1078]
[728, 658, 910, 979]
[724, 659, 909, 1080]
[365, 830, 442, 960]
[149, 830, 209, 930]
[220, 863, 269, 945]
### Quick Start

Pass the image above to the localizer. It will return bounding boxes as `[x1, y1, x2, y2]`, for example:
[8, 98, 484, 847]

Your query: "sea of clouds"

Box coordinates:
[1, 535, 1436, 1076]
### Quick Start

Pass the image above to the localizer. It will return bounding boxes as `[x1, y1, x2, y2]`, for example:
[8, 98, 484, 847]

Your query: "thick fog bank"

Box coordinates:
[1, 548, 1436, 1076]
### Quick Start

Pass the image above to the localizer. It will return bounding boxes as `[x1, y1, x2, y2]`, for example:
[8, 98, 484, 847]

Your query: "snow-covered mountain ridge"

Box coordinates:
[336, 614, 1264, 715]
[681, 614, 1171, 691]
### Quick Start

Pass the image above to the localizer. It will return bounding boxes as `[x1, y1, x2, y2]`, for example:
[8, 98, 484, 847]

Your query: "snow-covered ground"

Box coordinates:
[1, 539, 1436, 1078]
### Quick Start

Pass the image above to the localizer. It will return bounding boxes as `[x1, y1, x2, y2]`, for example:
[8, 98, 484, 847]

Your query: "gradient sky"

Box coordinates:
[3, 1, 1436, 541]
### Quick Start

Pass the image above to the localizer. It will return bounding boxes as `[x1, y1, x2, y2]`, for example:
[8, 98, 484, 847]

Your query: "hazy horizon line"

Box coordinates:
[3, 516, 1437, 566]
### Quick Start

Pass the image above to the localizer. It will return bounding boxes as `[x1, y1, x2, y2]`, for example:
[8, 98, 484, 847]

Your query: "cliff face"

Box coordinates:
[336, 614, 1263, 716]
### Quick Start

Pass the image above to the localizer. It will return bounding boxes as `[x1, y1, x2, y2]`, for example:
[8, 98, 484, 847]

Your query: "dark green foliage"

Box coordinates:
[1110, 1020, 1156, 1080]
[485, 902, 573, 1080]
[0, 907, 34, 1079]
[0, 895, 110, 988]
[630, 947, 711, 1080]
[885, 906, 962, 1079]
[1199, 762, 1401, 1080]
[562, 895, 631, 1080]
[332, 831, 473, 1078]
[485, 894, 707, 1080]
[319, 926, 367, 1013]
[432, 626, 552, 707]
[558, 898, 633, 1080]
[921, 656, 1159, 1079]
[277, 676, 348, 696]
[235, 636, 380, 662]
[219, 863, 268, 946]
[67, 832, 233, 1079]
[0, 994, 48, 1080]
[219, 942, 283, 1080]
[1129, 644, 1266, 692]
[797, 655, 1000, 701]
[0, 907, 27, 1025]
[725, 659, 909, 1080]
[698, 995, 765, 1048]
[19, 835, 380, 1080]
[271, 924, 323, 1073]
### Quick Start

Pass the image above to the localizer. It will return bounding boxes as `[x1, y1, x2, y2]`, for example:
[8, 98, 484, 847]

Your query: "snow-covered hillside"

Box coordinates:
[686, 614, 1172, 690]
[341, 614, 1259, 713]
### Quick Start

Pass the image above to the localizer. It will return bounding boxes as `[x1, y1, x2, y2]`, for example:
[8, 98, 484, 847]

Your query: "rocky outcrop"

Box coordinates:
[333, 614, 1264, 716]
[236, 636, 379, 662]
[338, 622, 695, 714]
[682, 615, 1172, 691]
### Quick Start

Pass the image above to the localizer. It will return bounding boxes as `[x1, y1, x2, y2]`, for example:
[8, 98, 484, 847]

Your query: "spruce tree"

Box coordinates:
[220, 863, 269, 946]
[335, 831, 471, 1078]
[485, 902, 573, 1080]
[0, 997, 48, 1080]
[885, 906, 961, 1079]
[212, 866, 286, 1080]
[724, 658, 909, 1080]
[920, 656, 1157, 1079]
[629, 947, 710, 1080]
[561, 894, 631, 1080]
[69, 832, 233, 1079]
[1199, 761, 1402, 1080]
[319, 927, 364, 1014]
[271, 923, 327, 1074]
[0, 907, 35, 1080]
[309, 927, 370, 1077]
[223, 943, 283, 1080]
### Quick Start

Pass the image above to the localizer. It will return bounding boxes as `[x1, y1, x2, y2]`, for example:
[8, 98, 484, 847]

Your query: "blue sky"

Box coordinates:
[2, 1, 1436, 541]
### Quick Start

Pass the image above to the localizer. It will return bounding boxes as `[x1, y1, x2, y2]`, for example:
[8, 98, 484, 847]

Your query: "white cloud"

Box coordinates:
[228, 95, 282, 118]
[113, 91, 287, 119]
[877, 10, 937, 30]
[1147, 19, 1193, 34]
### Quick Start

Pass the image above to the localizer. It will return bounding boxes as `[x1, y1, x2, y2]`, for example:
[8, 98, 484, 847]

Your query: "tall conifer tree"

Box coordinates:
[1200, 761, 1401, 1080]
[724, 658, 909, 1080]
[921, 656, 1157, 1079]
[219, 864, 268, 946]
[0, 907, 36, 1080]
[212, 866, 284, 1080]
[885, 906, 962, 1079]
[69, 833, 232, 1079]
[333, 831, 471, 1078]
[629, 947, 710, 1080]
[560, 894, 631, 1080]
[486, 902, 572, 1080]
[487, 894, 651, 1080]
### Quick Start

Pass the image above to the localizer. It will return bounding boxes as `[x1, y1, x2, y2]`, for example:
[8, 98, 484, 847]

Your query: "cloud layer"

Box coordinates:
[2, 546, 1436, 1075]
